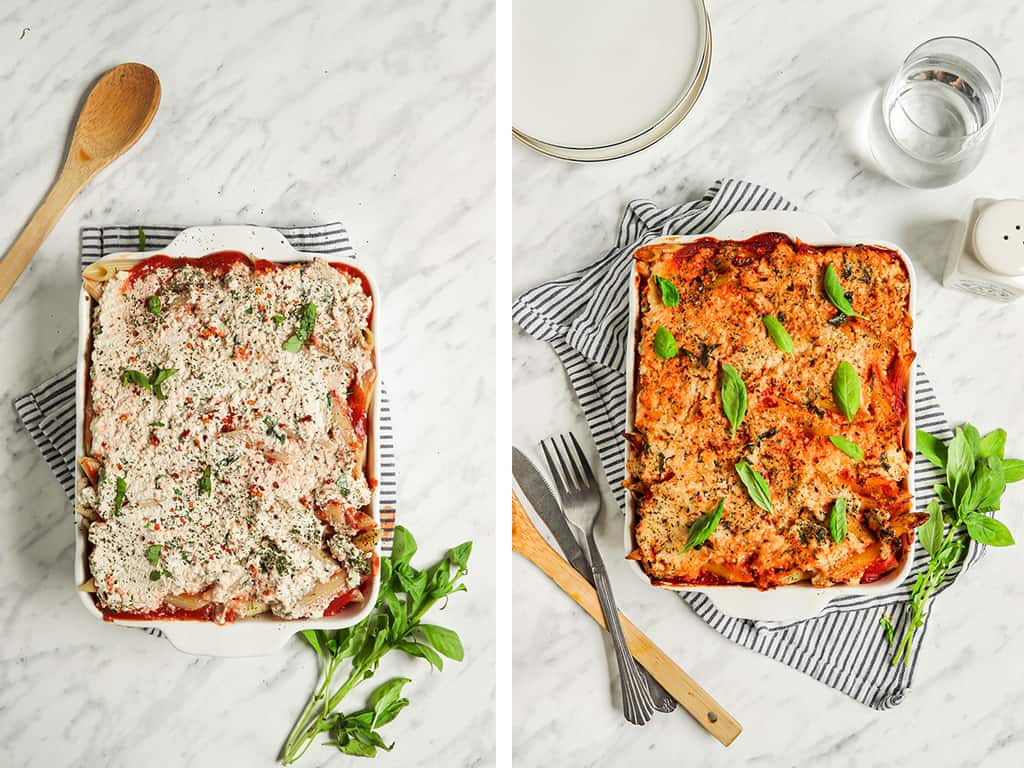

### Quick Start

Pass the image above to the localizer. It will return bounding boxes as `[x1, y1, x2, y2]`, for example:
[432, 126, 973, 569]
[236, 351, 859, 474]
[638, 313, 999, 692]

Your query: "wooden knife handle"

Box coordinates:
[512, 493, 742, 746]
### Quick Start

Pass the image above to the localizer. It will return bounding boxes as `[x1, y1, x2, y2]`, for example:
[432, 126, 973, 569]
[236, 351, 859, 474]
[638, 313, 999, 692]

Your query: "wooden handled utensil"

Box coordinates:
[0, 63, 161, 304]
[512, 493, 742, 746]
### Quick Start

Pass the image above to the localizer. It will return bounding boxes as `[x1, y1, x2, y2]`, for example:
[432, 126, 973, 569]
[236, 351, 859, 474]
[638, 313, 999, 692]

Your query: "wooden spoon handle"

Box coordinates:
[0, 167, 84, 304]
[512, 493, 742, 746]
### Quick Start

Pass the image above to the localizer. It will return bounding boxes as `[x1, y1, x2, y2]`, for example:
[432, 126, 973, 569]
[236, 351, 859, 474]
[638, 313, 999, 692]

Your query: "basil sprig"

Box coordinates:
[146, 295, 161, 316]
[113, 476, 127, 515]
[654, 276, 680, 308]
[735, 461, 773, 514]
[823, 264, 867, 320]
[890, 424, 1020, 666]
[720, 364, 747, 438]
[120, 366, 177, 399]
[653, 326, 678, 360]
[761, 315, 794, 353]
[145, 544, 162, 566]
[829, 435, 863, 461]
[282, 527, 471, 764]
[121, 369, 151, 390]
[832, 361, 861, 421]
[198, 465, 212, 496]
[829, 496, 848, 543]
[681, 499, 725, 552]
[283, 302, 318, 352]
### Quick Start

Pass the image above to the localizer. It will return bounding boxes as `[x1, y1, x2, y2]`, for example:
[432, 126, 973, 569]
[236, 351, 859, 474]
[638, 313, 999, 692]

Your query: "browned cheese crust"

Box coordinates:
[627, 234, 923, 589]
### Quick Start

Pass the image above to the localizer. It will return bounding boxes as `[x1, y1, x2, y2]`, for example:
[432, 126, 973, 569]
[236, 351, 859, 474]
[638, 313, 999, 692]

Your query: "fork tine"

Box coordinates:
[540, 439, 569, 499]
[569, 432, 597, 485]
[559, 433, 586, 490]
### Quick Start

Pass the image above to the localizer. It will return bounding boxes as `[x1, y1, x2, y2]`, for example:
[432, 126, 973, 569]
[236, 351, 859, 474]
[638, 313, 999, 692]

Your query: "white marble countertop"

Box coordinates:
[512, 1, 1024, 766]
[0, 2, 494, 767]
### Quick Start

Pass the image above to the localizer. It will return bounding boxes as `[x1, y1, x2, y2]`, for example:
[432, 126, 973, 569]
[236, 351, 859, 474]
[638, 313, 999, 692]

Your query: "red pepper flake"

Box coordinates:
[153, 523, 161, 531]
[272, 481, 279, 489]
[149, 434, 159, 447]
[299, 415, 312, 423]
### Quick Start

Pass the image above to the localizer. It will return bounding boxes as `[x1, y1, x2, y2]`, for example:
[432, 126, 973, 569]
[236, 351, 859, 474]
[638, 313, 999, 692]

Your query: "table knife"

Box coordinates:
[512, 447, 677, 714]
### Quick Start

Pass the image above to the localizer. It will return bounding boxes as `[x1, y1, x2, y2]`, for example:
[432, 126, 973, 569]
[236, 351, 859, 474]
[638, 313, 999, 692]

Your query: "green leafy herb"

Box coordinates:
[735, 461, 773, 515]
[198, 465, 212, 496]
[113, 477, 127, 515]
[832, 361, 861, 421]
[1004, 459, 1024, 483]
[916, 429, 948, 468]
[337, 475, 351, 497]
[891, 424, 1018, 666]
[823, 264, 867, 320]
[138, 227, 147, 250]
[149, 570, 161, 581]
[272, 314, 286, 324]
[681, 499, 725, 552]
[654, 276, 680, 308]
[283, 302, 317, 353]
[264, 416, 286, 444]
[121, 369, 151, 391]
[150, 367, 177, 400]
[150, 421, 165, 427]
[145, 544, 162, 566]
[653, 326, 678, 360]
[720, 364, 747, 438]
[829, 435, 864, 461]
[761, 315, 794, 353]
[146, 295, 162, 316]
[281, 527, 471, 764]
[880, 616, 895, 647]
[829, 496, 848, 543]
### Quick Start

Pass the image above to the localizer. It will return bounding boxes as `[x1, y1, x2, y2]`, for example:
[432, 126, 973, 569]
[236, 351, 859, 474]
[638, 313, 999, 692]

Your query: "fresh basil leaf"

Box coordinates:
[374, 697, 410, 728]
[964, 512, 1015, 547]
[150, 367, 177, 400]
[300, 629, 324, 657]
[283, 302, 317, 352]
[978, 429, 1007, 459]
[391, 526, 417, 568]
[114, 476, 127, 515]
[916, 429, 948, 468]
[397, 640, 444, 671]
[829, 435, 864, 461]
[969, 456, 1005, 513]
[962, 423, 982, 458]
[145, 544, 162, 566]
[654, 276, 680, 308]
[121, 369, 151, 390]
[146, 295, 161, 316]
[654, 326, 678, 360]
[1003, 458, 1024, 483]
[368, 677, 411, 722]
[946, 427, 975, 509]
[198, 465, 212, 496]
[450, 541, 472, 570]
[829, 496, 848, 543]
[935, 483, 954, 509]
[149, 570, 161, 581]
[420, 624, 464, 661]
[720, 364, 747, 438]
[918, 499, 944, 556]
[735, 461, 773, 514]
[138, 227, 147, 250]
[823, 264, 867, 320]
[761, 315, 794, 353]
[272, 314, 285, 324]
[832, 361, 861, 421]
[337, 739, 377, 757]
[681, 498, 725, 552]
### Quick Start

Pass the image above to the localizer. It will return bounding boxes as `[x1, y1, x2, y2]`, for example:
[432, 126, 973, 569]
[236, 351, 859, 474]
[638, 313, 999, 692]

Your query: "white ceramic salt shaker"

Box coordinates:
[943, 198, 1024, 301]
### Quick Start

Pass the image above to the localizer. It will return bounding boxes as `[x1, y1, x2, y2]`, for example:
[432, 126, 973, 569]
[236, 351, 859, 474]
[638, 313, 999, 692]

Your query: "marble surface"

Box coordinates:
[0, 2, 494, 767]
[512, 1, 1024, 766]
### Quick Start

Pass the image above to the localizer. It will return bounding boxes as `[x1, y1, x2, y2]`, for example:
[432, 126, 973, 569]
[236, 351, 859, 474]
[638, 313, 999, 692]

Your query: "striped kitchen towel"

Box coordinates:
[13, 223, 399, 637]
[513, 179, 982, 710]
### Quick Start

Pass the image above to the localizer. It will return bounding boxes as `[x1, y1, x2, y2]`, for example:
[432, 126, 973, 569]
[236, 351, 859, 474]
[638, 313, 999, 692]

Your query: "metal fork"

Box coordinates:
[541, 433, 655, 725]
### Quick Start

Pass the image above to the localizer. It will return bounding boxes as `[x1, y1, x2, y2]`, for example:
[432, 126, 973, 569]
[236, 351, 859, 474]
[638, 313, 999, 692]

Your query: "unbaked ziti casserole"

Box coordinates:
[77, 252, 379, 622]
[627, 234, 923, 589]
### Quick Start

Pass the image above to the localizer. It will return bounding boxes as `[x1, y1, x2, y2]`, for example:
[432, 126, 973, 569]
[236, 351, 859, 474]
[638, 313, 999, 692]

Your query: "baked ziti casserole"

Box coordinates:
[627, 234, 922, 589]
[77, 252, 378, 622]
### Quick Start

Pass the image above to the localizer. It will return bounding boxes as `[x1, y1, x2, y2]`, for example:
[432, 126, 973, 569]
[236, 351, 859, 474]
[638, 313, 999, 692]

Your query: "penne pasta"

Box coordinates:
[295, 572, 352, 615]
[166, 593, 211, 611]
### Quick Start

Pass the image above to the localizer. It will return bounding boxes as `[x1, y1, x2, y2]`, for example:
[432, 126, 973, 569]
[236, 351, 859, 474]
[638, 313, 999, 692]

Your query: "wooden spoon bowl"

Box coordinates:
[0, 63, 160, 304]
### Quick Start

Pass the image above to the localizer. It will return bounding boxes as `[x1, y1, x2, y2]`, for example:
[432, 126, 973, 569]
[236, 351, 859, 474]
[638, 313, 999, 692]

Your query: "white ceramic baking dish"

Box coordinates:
[623, 210, 917, 622]
[74, 225, 381, 656]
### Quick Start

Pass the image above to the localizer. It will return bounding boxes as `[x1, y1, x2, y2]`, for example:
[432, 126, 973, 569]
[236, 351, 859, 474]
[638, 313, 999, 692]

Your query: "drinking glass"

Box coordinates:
[868, 36, 1002, 188]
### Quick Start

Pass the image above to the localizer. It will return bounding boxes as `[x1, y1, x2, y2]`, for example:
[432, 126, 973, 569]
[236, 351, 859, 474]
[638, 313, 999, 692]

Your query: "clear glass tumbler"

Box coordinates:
[868, 36, 1002, 189]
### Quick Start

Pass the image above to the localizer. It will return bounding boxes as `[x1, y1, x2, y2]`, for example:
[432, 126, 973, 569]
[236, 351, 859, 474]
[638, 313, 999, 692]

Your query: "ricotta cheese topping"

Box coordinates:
[80, 256, 376, 621]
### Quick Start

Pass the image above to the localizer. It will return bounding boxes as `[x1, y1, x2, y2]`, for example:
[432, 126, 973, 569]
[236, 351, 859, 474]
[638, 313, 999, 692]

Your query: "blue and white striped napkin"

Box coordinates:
[14, 223, 399, 587]
[513, 179, 983, 710]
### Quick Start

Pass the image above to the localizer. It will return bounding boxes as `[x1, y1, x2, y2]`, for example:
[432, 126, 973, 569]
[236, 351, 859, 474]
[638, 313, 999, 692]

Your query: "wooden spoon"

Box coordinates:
[512, 493, 742, 746]
[0, 63, 160, 304]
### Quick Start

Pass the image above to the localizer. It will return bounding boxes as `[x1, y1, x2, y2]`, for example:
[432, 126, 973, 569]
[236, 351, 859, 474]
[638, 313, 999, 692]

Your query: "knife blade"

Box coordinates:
[512, 446, 677, 714]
